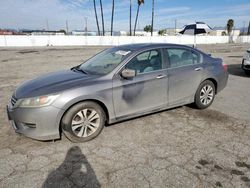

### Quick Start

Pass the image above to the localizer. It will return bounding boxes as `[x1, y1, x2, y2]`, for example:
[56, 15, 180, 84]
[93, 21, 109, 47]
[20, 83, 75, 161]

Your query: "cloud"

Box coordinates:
[154, 3, 250, 28]
[0, 0, 249, 31]
[0, 0, 93, 30]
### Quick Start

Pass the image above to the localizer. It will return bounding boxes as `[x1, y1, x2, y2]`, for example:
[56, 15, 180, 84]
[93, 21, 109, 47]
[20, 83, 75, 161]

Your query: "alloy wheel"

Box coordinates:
[200, 85, 214, 106]
[71, 108, 100, 138]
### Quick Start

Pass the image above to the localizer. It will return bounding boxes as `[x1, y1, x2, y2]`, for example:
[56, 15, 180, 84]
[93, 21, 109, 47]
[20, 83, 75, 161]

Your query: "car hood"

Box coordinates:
[15, 70, 97, 99]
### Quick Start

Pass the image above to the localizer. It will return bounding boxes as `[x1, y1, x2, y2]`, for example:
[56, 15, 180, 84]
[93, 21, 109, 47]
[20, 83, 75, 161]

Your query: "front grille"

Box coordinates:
[11, 96, 17, 107]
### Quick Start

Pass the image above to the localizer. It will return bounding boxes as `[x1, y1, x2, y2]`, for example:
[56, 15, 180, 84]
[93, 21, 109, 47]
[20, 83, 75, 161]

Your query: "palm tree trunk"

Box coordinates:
[151, 0, 154, 36]
[99, 0, 105, 36]
[129, 0, 132, 36]
[93, 0, 100, 36]
[111, 0, 114, 36]
[248, 21, 250, 35]
[134, 4, 140, 36]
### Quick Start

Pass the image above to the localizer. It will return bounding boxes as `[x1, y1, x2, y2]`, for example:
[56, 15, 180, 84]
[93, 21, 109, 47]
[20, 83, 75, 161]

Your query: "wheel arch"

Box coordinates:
[205, 78, 218, 94]
[58, 99, 110, 135]
[200, 78, 218, 94]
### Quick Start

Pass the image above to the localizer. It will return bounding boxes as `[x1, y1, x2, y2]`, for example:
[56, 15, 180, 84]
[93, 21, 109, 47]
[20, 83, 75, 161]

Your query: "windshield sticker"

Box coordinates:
[115, 50, 131, 56]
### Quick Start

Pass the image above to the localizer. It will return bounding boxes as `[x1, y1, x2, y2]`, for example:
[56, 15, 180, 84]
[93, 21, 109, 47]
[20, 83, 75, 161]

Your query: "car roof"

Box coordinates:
[117, 43, 193, 51]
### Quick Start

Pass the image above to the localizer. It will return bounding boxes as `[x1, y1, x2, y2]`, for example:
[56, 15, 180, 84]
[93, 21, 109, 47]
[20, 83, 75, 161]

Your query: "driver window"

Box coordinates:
[125, 49, 162, 74]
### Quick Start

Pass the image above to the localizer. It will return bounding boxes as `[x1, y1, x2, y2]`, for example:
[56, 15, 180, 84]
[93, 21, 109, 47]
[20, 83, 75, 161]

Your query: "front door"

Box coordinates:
[112, 49, 168, 119]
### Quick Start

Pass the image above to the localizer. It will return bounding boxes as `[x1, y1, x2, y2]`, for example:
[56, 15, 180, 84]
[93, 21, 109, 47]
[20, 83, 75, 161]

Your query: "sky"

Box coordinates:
[0, 0, 250, 32]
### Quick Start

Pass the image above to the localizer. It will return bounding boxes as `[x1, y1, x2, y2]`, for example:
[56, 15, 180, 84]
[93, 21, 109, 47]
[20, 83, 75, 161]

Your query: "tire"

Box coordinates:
[194, 80, 215, 109]
[61, 101, 106, 142]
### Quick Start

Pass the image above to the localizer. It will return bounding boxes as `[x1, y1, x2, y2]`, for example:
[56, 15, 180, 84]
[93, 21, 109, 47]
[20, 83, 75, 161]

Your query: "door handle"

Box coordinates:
[156, 75, 166, 79]
[194, 67, 203, 71]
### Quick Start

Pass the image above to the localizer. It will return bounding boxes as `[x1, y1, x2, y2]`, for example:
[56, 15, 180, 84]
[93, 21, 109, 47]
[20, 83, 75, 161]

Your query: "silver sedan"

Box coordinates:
[7, 43, 228, 142]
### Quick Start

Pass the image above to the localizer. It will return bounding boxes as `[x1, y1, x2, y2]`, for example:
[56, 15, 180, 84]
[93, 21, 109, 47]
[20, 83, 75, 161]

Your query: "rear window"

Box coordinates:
[164, 48, 201, 68]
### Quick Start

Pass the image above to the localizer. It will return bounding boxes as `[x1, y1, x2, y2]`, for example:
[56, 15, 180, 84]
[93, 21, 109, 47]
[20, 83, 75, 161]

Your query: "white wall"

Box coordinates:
[0, 35, 249, 47]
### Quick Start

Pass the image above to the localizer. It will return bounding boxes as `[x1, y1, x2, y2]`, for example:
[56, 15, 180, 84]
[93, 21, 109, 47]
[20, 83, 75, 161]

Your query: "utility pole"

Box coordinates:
[85, 17, 88, 33]
[243, 21, 246, 35]
[138, 19, 140, 31]
[175, 20, 177, 35]
[46, 18, 49, 31]
[111, 0, 114, 36]
[66, 20, 69, 34]
[151, 0, 154, 36]
[130, 0, 132, 36]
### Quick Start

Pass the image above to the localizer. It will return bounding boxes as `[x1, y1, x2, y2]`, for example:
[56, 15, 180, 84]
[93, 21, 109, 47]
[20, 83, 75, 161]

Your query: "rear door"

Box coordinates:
[164, 47, 204, 106]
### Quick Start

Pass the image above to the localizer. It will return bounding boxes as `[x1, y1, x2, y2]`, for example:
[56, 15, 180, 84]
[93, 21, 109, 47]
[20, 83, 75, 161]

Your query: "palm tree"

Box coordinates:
[111, 0, 115, 36]
[227, 19, 234, 43]
[248, 21, 250, 35]
[133, 0, 144, 36]
[151, 0, 154, 36]
[226, 19, 234, 36]
[129, 0, 132, 36]
[100, 0, 105, 35]
[93, 0, 100, 35]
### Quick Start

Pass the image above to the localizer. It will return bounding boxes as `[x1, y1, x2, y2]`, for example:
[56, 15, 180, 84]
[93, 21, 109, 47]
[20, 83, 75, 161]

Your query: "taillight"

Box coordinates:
[223, 64, 227, 71]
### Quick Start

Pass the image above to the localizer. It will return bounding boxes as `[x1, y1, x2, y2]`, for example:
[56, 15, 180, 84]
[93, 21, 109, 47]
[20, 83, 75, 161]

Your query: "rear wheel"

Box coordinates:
[61, 101, 106, 142]
[194, 80, 215, 109]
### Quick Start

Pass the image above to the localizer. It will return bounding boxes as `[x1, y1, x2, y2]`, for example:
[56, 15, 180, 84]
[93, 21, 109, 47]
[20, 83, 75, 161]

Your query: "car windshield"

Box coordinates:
[79, 48, 131, 75]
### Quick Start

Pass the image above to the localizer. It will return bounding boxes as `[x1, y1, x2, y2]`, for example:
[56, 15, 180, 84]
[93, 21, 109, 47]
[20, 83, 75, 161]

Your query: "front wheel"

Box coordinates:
[194, 80, 215, 109]
[61, 101, 106, 142]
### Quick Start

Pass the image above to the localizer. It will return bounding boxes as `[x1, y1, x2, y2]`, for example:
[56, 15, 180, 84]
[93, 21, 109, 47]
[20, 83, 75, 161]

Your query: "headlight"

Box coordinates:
[19, 94, 60, 108]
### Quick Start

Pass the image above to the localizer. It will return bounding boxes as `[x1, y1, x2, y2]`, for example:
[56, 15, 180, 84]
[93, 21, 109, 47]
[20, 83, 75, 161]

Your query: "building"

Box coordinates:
[71, 30, 97, 36]
[0, 29, 16, 35]
[134, 31, 159, 36]
[164, 28, 182, 36]
[20, 30, 66, 35]
[208, 29, 240, 36]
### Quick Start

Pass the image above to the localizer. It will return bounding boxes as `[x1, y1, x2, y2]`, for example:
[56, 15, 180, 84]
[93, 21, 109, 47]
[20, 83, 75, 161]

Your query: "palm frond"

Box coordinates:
[138, 0, 144, 6]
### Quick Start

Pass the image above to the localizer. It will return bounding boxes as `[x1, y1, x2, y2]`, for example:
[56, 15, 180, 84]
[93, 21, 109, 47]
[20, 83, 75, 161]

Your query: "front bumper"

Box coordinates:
[6, 105, 65, 141]
[242, 59, 250, 70]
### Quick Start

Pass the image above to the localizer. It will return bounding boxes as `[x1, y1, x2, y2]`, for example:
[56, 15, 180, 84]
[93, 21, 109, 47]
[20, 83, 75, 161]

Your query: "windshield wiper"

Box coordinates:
[71, 66, 88, 74]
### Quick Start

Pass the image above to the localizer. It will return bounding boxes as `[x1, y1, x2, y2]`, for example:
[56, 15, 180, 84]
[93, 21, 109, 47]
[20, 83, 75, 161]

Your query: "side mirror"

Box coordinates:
[121, 69, 136, 79]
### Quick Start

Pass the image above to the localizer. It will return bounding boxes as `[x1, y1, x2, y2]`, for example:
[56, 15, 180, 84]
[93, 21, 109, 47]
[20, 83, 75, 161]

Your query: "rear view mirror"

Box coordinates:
[121, 69, 136, 79]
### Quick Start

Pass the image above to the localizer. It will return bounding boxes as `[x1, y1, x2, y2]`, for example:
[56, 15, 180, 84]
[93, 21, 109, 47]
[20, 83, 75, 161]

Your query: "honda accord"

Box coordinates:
[7, 43, 228, 142]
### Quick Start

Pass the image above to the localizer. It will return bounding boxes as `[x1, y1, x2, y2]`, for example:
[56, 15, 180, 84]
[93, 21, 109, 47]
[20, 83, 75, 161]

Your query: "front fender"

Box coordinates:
[52, 85, 115, 124]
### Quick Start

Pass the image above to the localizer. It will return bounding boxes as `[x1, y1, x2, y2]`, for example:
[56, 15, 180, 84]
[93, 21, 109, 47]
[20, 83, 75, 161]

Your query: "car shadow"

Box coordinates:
[227, 55, 243, 58]
[227, 64, 250, 78]
[42, 146, 101, 188]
